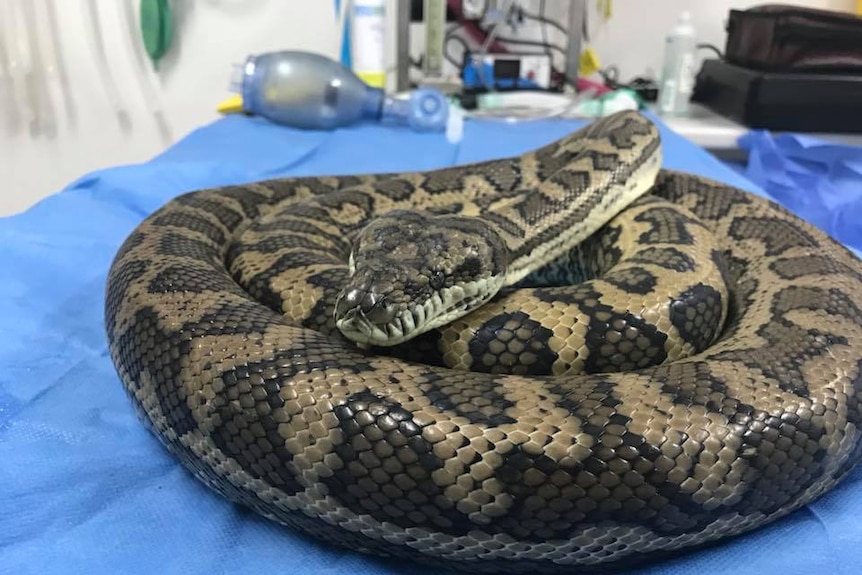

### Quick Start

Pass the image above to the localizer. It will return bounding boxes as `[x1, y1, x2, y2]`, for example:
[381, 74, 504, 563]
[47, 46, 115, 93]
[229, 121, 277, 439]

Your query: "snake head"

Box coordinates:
[334, 210, 509, 347]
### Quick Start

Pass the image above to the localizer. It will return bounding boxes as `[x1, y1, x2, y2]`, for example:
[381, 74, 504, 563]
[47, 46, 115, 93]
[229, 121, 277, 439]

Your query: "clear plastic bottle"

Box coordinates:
[658, 11, 697, 116]
[231, 50, 450, 132]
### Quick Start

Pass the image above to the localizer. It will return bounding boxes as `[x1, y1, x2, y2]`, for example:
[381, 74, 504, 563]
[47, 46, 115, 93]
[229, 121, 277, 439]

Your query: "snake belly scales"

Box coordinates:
[104, 110, 862, 573]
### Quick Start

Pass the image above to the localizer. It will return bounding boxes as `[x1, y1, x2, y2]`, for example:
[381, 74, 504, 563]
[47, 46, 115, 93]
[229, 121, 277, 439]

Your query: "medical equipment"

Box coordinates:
[229, 50, 454, 133]
[461, 51, 554, 91]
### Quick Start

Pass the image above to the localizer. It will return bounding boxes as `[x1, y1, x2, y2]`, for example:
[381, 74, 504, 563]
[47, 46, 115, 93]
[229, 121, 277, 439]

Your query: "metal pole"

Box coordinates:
[565, 0, 587, 86]
[395, 0, 411, 91]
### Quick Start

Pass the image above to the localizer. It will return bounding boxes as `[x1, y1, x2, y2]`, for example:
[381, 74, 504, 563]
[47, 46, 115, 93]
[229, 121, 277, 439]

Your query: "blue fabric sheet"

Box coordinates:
[2, 113, 861, 575]
[735, 130, 862, 259]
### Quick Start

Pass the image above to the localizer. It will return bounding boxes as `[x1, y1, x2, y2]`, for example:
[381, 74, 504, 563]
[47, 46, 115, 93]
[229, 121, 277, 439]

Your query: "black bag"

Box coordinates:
[725, 4, 862, 73]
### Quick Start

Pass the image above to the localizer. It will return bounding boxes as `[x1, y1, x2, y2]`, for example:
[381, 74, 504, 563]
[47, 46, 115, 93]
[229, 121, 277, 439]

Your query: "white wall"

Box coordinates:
[1, 0, 855, 217]
[1, 0, 342, 216]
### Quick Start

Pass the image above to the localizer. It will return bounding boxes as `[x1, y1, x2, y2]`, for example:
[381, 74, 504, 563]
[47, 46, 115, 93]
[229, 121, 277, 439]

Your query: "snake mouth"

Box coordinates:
[336, 278, 503, 347]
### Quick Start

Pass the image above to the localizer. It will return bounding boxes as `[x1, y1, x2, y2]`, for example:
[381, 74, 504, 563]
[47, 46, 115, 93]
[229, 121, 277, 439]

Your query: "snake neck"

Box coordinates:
[487, 114, 664, 287]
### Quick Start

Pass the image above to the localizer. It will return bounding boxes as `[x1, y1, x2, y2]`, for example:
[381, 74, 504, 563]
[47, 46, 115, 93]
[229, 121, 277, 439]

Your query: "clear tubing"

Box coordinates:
[120, 0, 171, 143]
[0, 0, 19, 134]
[43, 0, 77, 126]
[5, 0, 37, 135]
[21, 0, 57, 137]
[84, 0, 130, 130]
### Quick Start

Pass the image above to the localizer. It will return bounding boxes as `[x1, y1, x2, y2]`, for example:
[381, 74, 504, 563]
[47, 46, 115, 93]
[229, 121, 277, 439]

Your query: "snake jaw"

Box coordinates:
[335, 276, 505, 347]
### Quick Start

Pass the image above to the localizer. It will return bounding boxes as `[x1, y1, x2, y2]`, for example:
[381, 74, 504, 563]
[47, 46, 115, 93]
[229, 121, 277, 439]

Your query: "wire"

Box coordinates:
[597, 65, 659, 102]
[537, 0, 551, 60]
[484, 34, 567, 57]
[599, 65, 619, 85]
[521, 5, 567, 36]
[697, 43, 724, 59]
[444, 27, 469, 68]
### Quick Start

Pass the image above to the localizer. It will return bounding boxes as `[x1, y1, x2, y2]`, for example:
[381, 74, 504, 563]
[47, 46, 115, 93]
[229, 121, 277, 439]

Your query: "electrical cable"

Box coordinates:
[599, 65, 659, 102]
[538, 0, 551, 61]
[521, 5, 567, 36]
[444, 26, 469, 68]
[697, 43, 724, 59]
[486, 34, 567, 57]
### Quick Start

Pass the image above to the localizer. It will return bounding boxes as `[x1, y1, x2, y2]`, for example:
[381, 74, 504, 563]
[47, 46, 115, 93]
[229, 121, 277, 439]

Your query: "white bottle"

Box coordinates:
[658, 11, 697, 116]
[351, 0, 387, 88]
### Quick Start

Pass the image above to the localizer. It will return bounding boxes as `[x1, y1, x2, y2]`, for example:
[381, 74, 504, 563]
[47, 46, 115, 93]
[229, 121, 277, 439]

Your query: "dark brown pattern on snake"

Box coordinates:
[104, 111, 862, 573]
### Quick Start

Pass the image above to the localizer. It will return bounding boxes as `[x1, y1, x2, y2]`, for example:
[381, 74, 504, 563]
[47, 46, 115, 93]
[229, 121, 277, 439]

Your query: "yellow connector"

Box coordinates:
[216, 94, 244, 115]
[579, 47, 601, 78]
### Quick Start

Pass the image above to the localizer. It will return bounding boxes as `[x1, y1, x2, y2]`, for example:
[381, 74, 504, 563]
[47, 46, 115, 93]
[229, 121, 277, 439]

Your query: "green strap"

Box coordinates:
[140, 0, 173, 70]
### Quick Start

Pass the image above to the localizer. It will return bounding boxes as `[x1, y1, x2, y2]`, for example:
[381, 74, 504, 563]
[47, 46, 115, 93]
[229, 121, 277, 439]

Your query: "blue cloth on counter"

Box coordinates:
[2, 113, 861, 575]
[736, 130, 862, 258]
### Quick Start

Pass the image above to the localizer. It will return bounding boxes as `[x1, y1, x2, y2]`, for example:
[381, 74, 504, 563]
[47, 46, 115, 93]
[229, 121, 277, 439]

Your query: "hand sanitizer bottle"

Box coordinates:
[658, 11, 697, 116]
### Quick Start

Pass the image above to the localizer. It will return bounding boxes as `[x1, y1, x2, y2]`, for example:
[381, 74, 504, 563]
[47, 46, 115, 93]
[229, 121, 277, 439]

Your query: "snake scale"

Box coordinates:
[104, 110, 862, 572]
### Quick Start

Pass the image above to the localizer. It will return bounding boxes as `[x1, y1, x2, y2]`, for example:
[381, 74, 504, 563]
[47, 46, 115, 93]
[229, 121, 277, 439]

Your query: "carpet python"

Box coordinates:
[104, 110, 862, 572]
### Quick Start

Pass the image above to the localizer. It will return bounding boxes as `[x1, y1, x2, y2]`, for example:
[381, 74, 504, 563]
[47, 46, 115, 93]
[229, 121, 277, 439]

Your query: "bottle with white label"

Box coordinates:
[658, 11, 697, 116]
[351, 0, 387, 88]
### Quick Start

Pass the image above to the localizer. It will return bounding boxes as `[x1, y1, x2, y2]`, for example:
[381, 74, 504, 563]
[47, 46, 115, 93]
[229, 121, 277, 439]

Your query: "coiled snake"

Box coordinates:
[104, 111, 862, 572]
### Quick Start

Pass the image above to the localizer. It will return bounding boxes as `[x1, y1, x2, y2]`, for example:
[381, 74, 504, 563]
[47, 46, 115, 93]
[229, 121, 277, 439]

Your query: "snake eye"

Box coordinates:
[429, 271, 445, 290]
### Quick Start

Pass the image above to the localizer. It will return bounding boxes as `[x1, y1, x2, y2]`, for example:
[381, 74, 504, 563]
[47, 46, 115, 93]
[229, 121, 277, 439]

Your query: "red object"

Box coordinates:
[446, 0, 508, 53]
[576, 77, 613, 95]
